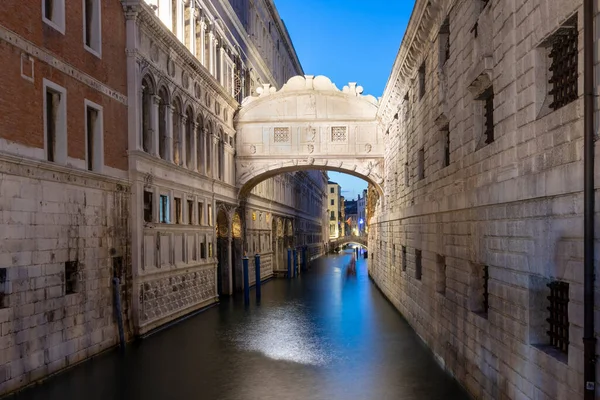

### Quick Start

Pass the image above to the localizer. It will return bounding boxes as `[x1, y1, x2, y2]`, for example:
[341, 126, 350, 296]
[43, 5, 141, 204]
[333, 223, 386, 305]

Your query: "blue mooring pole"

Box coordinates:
[293, 249, 298, 278]
[287, 248, 292, 279]
[254, 253, 261, 302]
[243, 257, 250, 305]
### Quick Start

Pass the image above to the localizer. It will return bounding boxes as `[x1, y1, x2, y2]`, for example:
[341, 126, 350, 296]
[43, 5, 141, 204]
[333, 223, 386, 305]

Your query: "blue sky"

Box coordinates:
[274, 0, 414, 200]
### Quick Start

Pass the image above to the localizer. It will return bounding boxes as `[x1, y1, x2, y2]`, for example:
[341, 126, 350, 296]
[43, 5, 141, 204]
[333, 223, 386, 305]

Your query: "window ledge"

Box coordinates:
[84, 45, 102, 59]
[42, 17, 65, 35]
[532, 344, 568, 364]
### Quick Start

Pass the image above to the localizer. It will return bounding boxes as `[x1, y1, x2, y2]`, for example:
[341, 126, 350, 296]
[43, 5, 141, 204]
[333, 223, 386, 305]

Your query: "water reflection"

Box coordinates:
[8, 249, 469, 400]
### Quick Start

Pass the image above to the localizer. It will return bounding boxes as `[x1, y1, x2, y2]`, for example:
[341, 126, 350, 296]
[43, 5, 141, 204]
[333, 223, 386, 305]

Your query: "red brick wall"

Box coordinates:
[0, 0, 127, 92]
[0, 0, 128, 171]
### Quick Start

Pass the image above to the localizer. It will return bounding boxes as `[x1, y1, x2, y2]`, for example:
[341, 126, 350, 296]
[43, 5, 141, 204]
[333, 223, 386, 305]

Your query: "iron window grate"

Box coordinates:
[482, 265, 489, 314]
[548, 17, 578, 111]
[483, 87, 494, 144]
[546, 281, 569, 353]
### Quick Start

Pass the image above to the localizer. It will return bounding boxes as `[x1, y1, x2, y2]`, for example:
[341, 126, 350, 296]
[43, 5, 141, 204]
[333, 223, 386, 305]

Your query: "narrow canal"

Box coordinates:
[8, 250, 469, 400]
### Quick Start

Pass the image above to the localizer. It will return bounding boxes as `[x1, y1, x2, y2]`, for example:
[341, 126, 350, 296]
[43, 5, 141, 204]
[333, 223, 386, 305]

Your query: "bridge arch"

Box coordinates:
[235, 75, 385, 198]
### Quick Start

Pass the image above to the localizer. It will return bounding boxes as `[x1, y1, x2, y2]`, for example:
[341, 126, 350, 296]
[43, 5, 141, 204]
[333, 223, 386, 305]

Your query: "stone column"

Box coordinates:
[208, 31, 215, 76]
[218, 45, 224, 85]
[180, 115, 187, 168]
[190, 121, 198, 172]
[189, 3, 196, 56]
[199, 19, 206, 66]
[212, 134, 218, 179]
[165, 105, 174, 163]
[203, 128, 209, 177]
[151, 95, 160, 157]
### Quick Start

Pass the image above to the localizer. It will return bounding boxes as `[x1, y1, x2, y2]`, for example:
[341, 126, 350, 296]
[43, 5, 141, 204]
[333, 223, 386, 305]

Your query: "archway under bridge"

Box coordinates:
[234, 75, 385, 198]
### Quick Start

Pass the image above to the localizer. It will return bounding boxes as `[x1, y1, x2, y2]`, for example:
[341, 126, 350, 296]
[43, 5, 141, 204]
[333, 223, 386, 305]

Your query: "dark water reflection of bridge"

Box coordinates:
[9, 250, 468, 400]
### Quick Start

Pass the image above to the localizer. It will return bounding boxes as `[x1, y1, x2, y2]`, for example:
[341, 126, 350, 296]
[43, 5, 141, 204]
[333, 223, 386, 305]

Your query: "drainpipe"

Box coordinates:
[583, 0, 596, 397]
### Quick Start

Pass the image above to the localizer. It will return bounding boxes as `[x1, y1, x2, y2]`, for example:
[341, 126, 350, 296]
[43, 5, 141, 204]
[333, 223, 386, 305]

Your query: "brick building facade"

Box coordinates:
[0, 0, 131, 394]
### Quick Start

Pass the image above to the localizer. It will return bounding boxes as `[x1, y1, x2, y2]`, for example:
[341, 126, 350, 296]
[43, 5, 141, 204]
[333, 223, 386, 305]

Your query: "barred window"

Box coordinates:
[547, 281, 569, 354]
[548, 16, 578, 111]
[470, 263, 489, 317]
[415, 249, 422, 280]
[402, 246, 407, 271]
[482, 87, 494, 144]
[442, 124, 450, 167]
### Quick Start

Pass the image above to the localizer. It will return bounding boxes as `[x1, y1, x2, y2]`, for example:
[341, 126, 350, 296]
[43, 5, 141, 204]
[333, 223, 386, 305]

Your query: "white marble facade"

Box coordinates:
[124, 0, 328, 334]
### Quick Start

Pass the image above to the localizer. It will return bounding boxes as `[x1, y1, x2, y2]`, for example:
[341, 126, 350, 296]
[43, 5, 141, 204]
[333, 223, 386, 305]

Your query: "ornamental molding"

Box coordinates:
[0, 26, 127, 105]
[137, 3, 238, 109]
[242, 75, 378, 108]
[379, 0, 456, 124]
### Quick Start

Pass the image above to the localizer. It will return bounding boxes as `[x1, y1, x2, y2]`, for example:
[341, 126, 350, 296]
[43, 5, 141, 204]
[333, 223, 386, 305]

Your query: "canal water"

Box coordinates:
[8, 249, 469, 400]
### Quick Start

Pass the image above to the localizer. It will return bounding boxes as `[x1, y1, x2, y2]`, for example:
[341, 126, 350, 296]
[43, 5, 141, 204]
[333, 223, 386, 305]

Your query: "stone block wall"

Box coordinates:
[372, 0, 599, 398]
[0, 158, 131, 395]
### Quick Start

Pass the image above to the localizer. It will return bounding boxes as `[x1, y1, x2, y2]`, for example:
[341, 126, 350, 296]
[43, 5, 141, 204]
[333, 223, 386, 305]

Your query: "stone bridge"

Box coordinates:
[235, 75, 385, 197]
[329, 235, 368, 252]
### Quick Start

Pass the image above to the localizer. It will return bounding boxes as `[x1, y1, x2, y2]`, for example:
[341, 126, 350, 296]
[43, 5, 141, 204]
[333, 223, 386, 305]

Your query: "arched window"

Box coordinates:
[158, 87, 169, 160]
[185, 107, 194, 169]
[196, 114, 204, 174]
[206, 121, 212, 176]
[172, 98, 182, 165]
[141, 76, 154, 153]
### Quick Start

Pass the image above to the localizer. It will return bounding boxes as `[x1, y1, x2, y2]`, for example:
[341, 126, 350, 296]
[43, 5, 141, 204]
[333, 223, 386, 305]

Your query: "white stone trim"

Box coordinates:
[84, 99, 104, 173]
[42, 78, 68, 165]
[82, 0, 102, 59]
[0, 26, 126, 104]
[41, 0, 65, 34]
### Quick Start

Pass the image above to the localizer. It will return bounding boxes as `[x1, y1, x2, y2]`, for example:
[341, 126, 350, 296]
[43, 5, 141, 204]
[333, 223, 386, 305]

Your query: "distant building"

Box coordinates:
[327, 181, 342, 238]
[340, 196, 346, 236]
[357, 189, 367, 235]
[344, 199, 358, 236]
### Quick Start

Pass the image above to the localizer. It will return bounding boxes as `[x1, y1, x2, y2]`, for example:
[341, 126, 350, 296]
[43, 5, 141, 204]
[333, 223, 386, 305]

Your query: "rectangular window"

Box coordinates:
[42, 0, 65, 34]
[402, 246, 407, 271]
[417, 148, 425, 180]
[65, 261, 78, 294]
[330, 211, 335, 220]
[439, 17, 450, 66]
[482, 87, 494, 144]
[44, 80, 67, 164]
[198, 202, 204, 225]
[418, 63, 426, 99]
[443, 125, 450, 167]
[547, 281, 569, 354]
[143, 191, 153, 223]
[208, 204, 213, 226]
[548, 16, 578, 111]
[404, 163, 409, 187]
[436, 255, 446, 294]
[469, 263, 489, 317]
[159, 195, 170, 223]
[330, 199, 334, 206]
[83, 0, 102, 57]
[85, 100, 103, 172]
[415, 249, 422, 280]
[208, 242, 213, 258]
[175, 197, 182, 224]
[187, 200, 194, 224]
[330, 187, 335, 194]
[0, 268, 7, 308]
[392, 244, 396, 266]
[200, 241, 206, 259]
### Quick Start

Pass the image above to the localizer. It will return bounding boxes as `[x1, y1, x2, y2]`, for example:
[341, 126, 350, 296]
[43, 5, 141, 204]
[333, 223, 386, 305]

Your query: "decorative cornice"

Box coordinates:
[0, 25, 127, 105]
[379, 0, 454, 125]
[138, 3, 239, 110]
